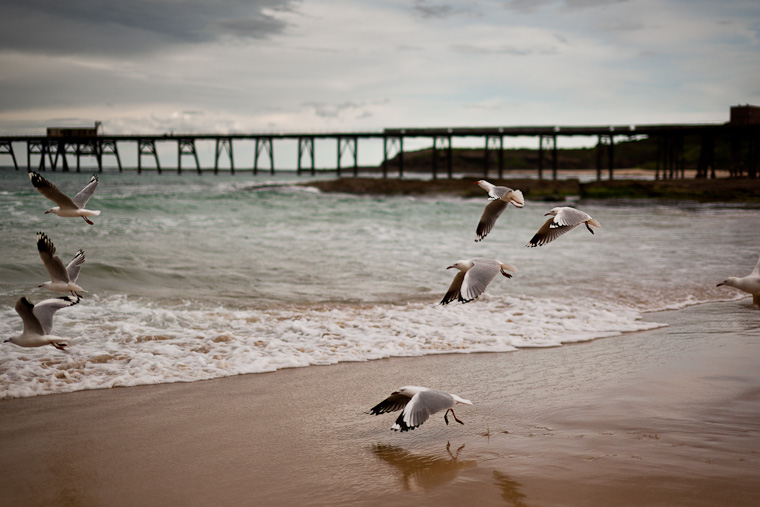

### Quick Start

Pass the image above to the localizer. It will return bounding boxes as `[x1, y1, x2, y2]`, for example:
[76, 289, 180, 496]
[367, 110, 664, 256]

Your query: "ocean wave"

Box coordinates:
[0, 294, 663, 399]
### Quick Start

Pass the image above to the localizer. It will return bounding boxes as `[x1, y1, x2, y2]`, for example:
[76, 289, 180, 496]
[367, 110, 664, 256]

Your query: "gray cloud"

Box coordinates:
[0, 0, 298, 56]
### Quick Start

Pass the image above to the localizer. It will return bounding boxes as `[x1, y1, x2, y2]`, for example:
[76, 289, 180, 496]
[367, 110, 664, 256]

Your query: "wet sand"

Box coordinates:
[1, 300, 759, 506]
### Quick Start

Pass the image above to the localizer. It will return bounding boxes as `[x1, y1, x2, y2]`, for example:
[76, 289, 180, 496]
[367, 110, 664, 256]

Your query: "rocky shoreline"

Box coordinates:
[305, 175, 760, 203]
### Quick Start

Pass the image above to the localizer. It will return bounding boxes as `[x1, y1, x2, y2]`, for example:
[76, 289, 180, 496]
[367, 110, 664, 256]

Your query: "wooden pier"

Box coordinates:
[1, 122, 758, 180]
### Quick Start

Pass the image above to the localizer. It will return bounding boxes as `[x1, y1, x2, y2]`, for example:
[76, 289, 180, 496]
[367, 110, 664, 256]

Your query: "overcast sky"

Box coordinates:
[1, 0, 758, 139]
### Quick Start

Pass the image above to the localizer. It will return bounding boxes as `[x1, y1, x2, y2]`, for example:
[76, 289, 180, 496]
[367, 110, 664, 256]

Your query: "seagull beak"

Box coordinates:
[716, 282, 724, 287]
[544, 212, 552, 216]
[446, 265, 455, 269]
[44, 210, 51, 214]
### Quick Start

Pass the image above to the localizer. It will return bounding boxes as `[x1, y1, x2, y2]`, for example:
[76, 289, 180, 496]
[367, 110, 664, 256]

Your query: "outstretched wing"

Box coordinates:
[73, 175, 99, 208]
[66, 250, 86, 284]
[475, 199, 507, 242]
[751, 254, 760, 277]
[32, 296, 79, 335]
[15, 297, 44, 336]
[28, 170, 78, 209]
[440, 271, 466, 305]
[459, 260, 499, 302]
[37, 232, 70, 283]
[526, 217, 579, 247]
[392, 390, 454, 431]
[368, 392, 411, 415]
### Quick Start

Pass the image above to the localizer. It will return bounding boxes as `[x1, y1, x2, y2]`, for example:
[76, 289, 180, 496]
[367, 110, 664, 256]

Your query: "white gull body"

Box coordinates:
[4, 296, 79, 350]
[440, 257, 517, 305]
[36, 232, 86, 296]
[368, 386, 473, 432]
[474, 180, 524, 242]
[28, 170, 100, 225]
[717, 254, 760, 307]
[526, 206, 601, 247]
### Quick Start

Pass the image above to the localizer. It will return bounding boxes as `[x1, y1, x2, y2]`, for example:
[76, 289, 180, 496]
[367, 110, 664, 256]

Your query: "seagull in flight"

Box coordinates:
[4, 295, 80, 350]
[440, 257, 517, 305]
[474, 180, 524, 242]
[526, 206, 601, 247]
[368, 386, 473, 432]
[36, 232, 86, 296]
[28, 170, 101, 225]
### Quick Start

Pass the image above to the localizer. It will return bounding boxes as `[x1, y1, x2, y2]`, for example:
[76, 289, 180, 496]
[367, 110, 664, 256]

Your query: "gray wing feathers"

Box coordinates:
[555, 207, 591, 227]
[15, 297, 44, 335]
[400, 390, 454, 429]
[73, 175, 98, 208]
[37, 233, 70, 283]
[32, 296, 79, 335]
[476, 200, 507, 241]
[460, 260, 499, 302]
[66, 250, 85, 283]
[440, 271, 466, 305]
[28, 171, 78, 209]
[369, 392, 411, 415]
[527, 218, 578, 247]
[751, 255, 760, 277]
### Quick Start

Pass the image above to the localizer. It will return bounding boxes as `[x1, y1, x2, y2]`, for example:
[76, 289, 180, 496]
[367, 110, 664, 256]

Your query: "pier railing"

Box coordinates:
[1, 123, 757, 180]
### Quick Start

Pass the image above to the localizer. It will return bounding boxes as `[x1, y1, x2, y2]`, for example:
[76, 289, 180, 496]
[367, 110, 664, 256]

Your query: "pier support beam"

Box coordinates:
[383, 135, 404, 178]
[178, 139, 201, 174]
[337, 136, 358, 177]
[138, 140, 161, 174]
[214, 138, 234, 174]
[254, 137, 274, 175]
[484, 135, 504, 179]
[0, 140, 19, 170]
[98, 140, 122, 172]
[297, 137, 315, 176]
[538, 135, 558, 180]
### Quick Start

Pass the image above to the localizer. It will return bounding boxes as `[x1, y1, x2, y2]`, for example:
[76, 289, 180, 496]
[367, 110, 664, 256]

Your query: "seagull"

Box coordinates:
[28, 169, 100, 225]
[368, 386, 473, 432]
[440, 257, 517, 305]
[526, 206, 601, 247]
[717, 254, 760, 307]
[4, 295, 80, 350]
[474, 180, 524, 242]
[36, 232, 86, 296]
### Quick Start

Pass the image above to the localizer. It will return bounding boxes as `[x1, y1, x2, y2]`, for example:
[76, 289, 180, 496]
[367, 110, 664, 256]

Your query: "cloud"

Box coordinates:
[0, 0, 298, 56]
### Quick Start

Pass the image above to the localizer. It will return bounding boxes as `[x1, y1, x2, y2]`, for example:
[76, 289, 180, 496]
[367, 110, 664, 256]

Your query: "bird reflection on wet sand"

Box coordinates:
[371, 442, 475, 491]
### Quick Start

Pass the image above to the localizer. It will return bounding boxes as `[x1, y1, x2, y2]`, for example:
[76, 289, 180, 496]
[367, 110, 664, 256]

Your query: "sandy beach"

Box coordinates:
[1, 300, 759, 506]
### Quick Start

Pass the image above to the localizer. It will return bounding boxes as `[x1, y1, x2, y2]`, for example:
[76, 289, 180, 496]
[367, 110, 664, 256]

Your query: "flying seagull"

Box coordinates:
[368, 386, 473, 432]
[4, 295, 80, 350]
[717, 254, 760, 307]
[526, 206, 601, 247]
[474, 180, 524, 242]
[440, 257, 517, 305]
[36, 232, 86, 296]
[28, 170, 100, 225]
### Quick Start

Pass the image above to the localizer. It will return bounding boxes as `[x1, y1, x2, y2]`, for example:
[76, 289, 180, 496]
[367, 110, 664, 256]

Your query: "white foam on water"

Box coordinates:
[0, 294, 663, 399]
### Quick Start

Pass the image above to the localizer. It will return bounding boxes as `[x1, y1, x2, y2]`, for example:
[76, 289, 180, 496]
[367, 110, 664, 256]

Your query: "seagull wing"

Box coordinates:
[393, 390, 454, 431]
[32, 296, 79, 335]
[66, 250, 86, 284]
[459, 259, 499, 302]
[526, 217, 579, 247]
[28, 170, 78, 209]
[475, 199, 508, 242]
[15, 297, 45, 336]
[37, 233, 70, 283]
[554, 207, 591, 226]
[369, 392, 411, 415]
[73, 175, 99, 208]
[751, 254, 760, 277]
[440, 271, 466, 305]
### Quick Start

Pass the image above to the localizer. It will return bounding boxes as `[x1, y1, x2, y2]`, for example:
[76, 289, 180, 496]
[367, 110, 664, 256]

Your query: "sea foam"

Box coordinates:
[0, 294, 663, 399]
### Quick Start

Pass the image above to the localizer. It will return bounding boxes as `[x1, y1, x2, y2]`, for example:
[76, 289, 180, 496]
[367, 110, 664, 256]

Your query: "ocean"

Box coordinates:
[0, 167, 757, 399]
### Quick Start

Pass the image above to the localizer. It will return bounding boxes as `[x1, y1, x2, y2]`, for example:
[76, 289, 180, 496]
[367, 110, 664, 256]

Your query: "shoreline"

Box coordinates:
[304, 174, 760, 203]
[1, 300, 759, 506]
